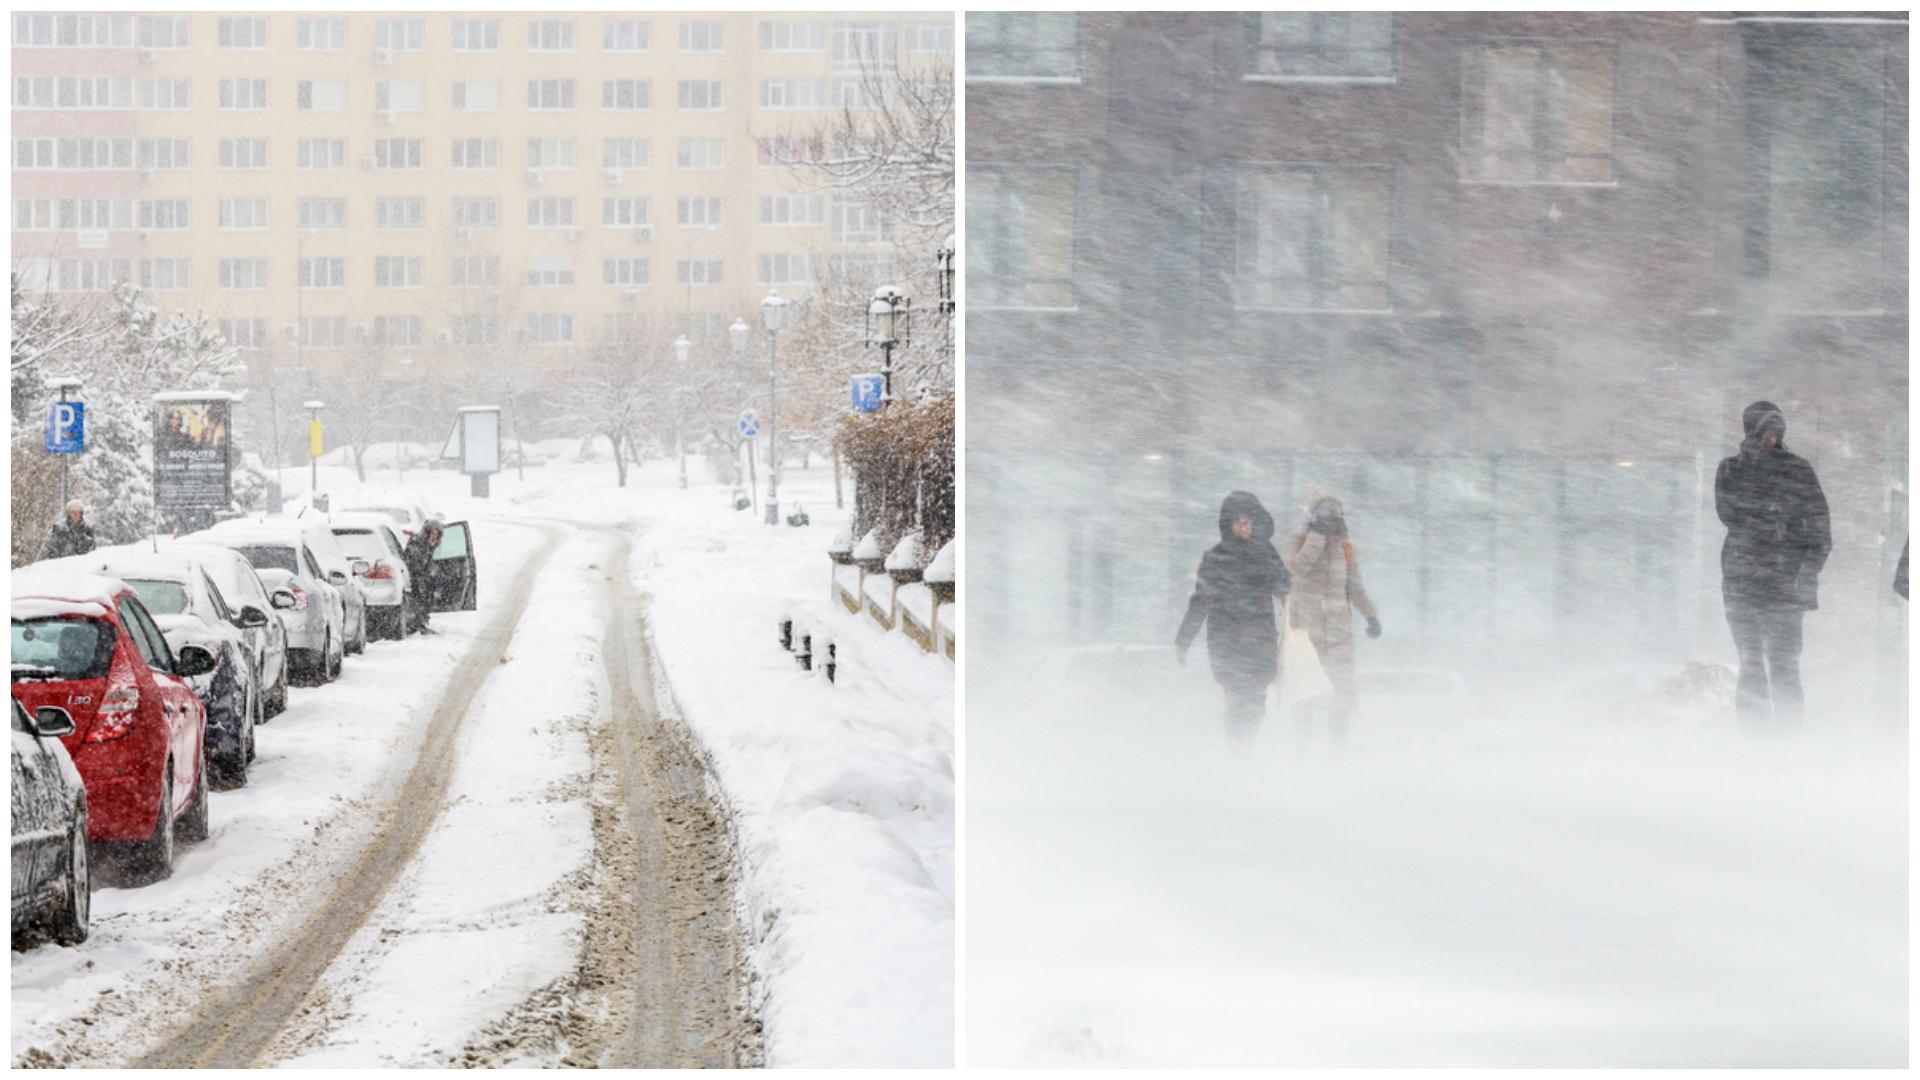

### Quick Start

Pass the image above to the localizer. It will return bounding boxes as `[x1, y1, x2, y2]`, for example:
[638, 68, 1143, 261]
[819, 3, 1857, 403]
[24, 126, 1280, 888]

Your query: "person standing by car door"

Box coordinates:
[403, 520, 444, 635]
[1175, 491, 1291, 752]
[1714, 400, 1831, 730]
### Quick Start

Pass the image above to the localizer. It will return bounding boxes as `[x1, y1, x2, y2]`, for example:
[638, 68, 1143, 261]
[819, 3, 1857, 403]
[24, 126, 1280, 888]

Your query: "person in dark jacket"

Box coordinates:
[403, 519, 444, 634]
[1714, 401, 1830, 729]
[1175, 491, 1291, 750]
[45, 500, 96, 559]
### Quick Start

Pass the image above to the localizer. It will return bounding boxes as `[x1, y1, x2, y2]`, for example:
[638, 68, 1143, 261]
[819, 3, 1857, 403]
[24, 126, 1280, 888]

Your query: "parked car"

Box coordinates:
[11, 572, 214, 884]
[424, 521, 480, 612]
[305, 488, 438, 544]
[322, 513, 412, 641]
[40, 547, 264, 788]
[167, 542, 292, 719]
[11, 696, 90, 947]
[183, 519, 355, 683]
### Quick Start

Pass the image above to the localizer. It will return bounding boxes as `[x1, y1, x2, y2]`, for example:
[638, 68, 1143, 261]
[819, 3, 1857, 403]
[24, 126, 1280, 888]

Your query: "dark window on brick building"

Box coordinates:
[1235, 166, 1391, 310]
[1246, 13, 1394, 80]
[967, 13, 1080, 81]
[1462, 41, 1616, 184]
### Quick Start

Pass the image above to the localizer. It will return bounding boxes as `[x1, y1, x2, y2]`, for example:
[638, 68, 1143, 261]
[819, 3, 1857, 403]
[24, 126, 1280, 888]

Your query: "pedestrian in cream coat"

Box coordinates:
[1281, 492, 1380, 746]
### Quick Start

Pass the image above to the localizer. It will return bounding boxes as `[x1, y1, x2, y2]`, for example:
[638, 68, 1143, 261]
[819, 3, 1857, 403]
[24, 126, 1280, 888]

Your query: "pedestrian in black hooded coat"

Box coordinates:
[1175, 491, 1291, 748]
[1714, 400, 1830, 728]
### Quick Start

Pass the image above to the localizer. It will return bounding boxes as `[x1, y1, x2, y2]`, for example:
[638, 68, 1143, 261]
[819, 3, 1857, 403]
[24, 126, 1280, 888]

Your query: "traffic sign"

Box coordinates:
[738, 409, 759, 439]
[851, 374, 884, 413]
[44, 401, 85, 454]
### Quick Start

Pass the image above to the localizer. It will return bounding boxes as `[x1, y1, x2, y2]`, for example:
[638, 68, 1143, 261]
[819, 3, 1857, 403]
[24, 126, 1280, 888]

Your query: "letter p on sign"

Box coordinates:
[44, 401, 85, 454]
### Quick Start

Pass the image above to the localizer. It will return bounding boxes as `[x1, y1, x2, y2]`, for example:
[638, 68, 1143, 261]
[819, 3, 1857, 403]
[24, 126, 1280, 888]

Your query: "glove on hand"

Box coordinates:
[1366, 616, 1382, 639]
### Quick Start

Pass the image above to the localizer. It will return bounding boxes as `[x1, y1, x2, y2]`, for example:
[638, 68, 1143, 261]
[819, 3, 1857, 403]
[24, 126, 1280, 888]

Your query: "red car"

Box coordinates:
[12, 572, 215, 884]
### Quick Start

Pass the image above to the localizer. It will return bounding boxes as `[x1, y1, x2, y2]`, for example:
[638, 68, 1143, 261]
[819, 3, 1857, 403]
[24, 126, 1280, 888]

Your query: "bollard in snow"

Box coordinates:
[796, 631, 812, 671]
[822, 641, 837, 684]
[778, 616, 793, 652]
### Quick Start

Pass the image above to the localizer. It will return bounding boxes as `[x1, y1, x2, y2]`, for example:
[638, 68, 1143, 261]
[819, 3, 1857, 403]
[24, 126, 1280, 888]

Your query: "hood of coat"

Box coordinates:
[1217, 490, 1275, 543]
[1741, 400, 1787, 451]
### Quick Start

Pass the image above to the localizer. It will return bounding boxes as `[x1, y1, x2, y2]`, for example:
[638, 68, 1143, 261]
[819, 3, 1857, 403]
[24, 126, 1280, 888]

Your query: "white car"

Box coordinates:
[305, 488, 438, 545]
[323, 512, 412, 641]
[183, 518, 360, 683]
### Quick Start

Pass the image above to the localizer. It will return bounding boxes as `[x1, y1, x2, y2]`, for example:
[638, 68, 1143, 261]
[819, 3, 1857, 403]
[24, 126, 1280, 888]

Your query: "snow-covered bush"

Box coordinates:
[834, 392, 954, 569]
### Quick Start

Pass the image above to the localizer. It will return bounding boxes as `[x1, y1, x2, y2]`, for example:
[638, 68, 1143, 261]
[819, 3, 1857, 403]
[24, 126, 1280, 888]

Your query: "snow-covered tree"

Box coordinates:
[556, 317, 673, 488]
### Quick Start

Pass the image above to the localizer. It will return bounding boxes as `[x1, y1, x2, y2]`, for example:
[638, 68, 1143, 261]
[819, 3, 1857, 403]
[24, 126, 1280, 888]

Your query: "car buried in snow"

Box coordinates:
[166, 542, 293, 719]
[11, 695, 91, 947]
[320, 512, 413, 641]
[182, 519, 355, 683]
[11, 572, 214, 885]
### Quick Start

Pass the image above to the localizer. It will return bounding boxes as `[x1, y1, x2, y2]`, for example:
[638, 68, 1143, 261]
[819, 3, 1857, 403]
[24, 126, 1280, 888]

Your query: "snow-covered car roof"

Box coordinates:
[11, 570, 127, 612]
[50, 547, 200, 584]
[320, 510, 402, 533]
[187, 517, 320, 547]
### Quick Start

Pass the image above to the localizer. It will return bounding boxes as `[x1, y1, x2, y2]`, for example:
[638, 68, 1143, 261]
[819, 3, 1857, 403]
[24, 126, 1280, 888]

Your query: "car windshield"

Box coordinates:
[11, 617, 115, 680]
[332, 530, 386, 561]
[235, 544, 298, 574]
[125, 579, 191, 615]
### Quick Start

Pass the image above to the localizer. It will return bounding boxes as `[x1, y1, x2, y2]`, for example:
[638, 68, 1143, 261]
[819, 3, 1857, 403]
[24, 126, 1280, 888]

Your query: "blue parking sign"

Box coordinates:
[44, 401, 85, 454]
[851, 374, 884, 413]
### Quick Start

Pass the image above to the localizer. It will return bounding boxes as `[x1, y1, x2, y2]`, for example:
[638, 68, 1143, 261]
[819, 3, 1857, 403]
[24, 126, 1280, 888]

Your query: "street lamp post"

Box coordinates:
[760, 289, 787, 526]
[866, 287, 912, 407]
[51, 376, 82, 508]
[304, 399, 324, 496]
[672, 333, 692, 490]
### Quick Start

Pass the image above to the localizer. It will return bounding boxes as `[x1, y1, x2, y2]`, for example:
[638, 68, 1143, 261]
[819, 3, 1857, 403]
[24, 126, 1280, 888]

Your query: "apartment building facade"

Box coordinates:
[966, 12, 1906, 714]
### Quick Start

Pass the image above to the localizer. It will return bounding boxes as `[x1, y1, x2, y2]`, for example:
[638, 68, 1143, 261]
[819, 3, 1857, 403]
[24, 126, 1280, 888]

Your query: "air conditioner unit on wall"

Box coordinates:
[567, 227, 583, 242]
[622, 290, 638, 305]
[455, 227, 471, 241]
[137, 48, 155, 65]
[526, 168, 543, 185]
[632, 224, 652, 242]
[375, 110, 394, 127]
[373, 48, 392, 66]
[603, 168, 623, 185]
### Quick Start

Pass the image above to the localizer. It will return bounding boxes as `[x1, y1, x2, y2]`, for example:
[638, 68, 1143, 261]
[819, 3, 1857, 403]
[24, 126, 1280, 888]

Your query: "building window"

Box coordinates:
[1247, 13, 1394, 81]
[676, 259, 723, 286]
[679, 20, 723, 52]
[1764, 43, 1887, 312]
[1235, 165, 1391, 311]
[218, 16, 269, 50]
[375, 79, 425, 113]
[969, 166, 1077, 307]
[603, 197, 650, 226]
[11, 75, 134, 109]
[14, 137, 134, 170]
[298, 137, 346, 170]
[603, 257, 649, 286]
[526, 255, 575, 287]
[833, 78, 888, 110]
[834, 21, 896, 73]
[374, 18, 424, 52]
[452, 197, 500, 229]
[299, 256, 346, 289]
[528, 196, 576, 228]
[604, 19, 648, 52]
[297, 316, 347, 348]
[529, 19, 574, 51]
[297, 17, 345, 51]
[140, 258, 191, 291]
[758, 193, 825, 226]
[831, 198, 885, 243]
[677, 80, 723, 111]
[759, 20, 824, 52]
[758, 252, 810, 285]
[15, 13, 132, 47]
[677, 196, 722, 227]
[372, 138, 423, 169]
[452, 80, 499, 112]
[452, 138, 500, 170]
[452, 18, 499, 52]
[220, 318, 269, 348]
[450, 315, 500, 345]
[138, 138, 191, 170]
[527, 137, 576, 170]
[967, 13, 1080, 81]
[137, 15, 189, 49]
[23, 198, 131, 230]
[300, 197, 352, 232]
[603, 80, 650, 110]
[603, 138, 650, 169]
[374, 255, 424, 288]
[220, 257, 270, 291]
[757, 136, 823, 167]
[219, 77, 268, 110]
[297, 78, 347, 112]
[905, 21, 953, 54]
[450, 255, 500, 287]
[138, 78, 190, 110]
[375, 197, 426, 229]
[219, 198, 269, 230]
[138, 199, 189, 230]
[1460, 41, 1616, 184]
[528, 79, 576, 110]
[677, 137, 725, 169]
[759, 78, 827, 109]
[523, 313, 574, 345]
[219, 137, 269, 169]
[372, 315, 423, 348]
[53, 260, 133, 293]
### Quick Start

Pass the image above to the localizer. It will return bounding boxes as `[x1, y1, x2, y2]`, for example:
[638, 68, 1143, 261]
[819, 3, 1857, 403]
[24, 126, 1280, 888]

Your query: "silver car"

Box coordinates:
[184, 521, 353, 685]
[324, 513, 412, 641]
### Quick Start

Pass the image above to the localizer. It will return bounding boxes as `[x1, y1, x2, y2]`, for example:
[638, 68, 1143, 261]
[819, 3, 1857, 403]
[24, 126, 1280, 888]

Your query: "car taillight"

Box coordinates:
[288, 583, 309, 610]
[85, 684, 140, 743]
[366, 559, 395, 580]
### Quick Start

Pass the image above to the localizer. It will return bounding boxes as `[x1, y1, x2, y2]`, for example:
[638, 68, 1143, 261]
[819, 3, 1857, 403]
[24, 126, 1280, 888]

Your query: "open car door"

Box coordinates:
[428, 521, 477, 612]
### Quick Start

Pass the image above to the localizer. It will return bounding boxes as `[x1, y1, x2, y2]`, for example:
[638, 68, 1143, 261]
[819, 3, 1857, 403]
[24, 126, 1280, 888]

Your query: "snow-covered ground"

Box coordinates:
[966, 653, 1905, 1067]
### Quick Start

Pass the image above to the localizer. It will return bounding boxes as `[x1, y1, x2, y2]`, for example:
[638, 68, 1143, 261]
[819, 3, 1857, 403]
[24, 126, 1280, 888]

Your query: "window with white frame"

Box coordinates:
[759, 78, 827, 109]
[602, 197, 649, 226]
[220, 257, 270, 290]
[603, 80, 649, 110]
[834, 21, 896, 73]
[298, 78, 347, 112]
[676, 259, 723, 286]
[220, 318, 269, 348]
[604, 19, 648, 51]
[968, 13, 1081, 80]
[15, 13, 133, 47]
[219, 16, 268, 49]
[219, 138, 268, 169]
[219, 78, 268, 109]
[375, 79, 424, 113]
[373, 138, 423, 169]
[677, 80, 723, 110]
[452, 18, 499, 52]
[56, 259, 133, 292]
[1247, 13, 1395, 80]
[452, 138, 500, 170]
[297, 316, 347, 348]
[452, 80, 499, 112]
[450, 255, 500, 287]
[1234, 164, 1391, 310]
[757, 136, 823, 167]
[527, 137, 576, 169]
[906, 21, 953, 54]
[523, 313, 573, 345]
[969, 165, 1078, 307]
[601, 313, 647, 341]
[138, 15, 188, 49]
[14, 138, 134, 170]
[674, 311, 729, 340]
[831, 198, 885, 242]
[298, 137, 346, 169]
[833, 78, 888, 109]
[526, 255, 575, 287]
[450, 315, 500, 345]
[372, 315, 423, 347]
[759, 20, 825, 52]
[138, 199, 189, 230]
[677, 196, 722, 227]
[758, 252, 810, 284]
[139, 138, 191, 169]
[375, 196, 425, 229]
[298, 197, 348, 230]
[12, 75, 133, 109]
[140, 258, 190, 291]
[603, 257, 648, 285]
[374, 255, 424, 288]
[19, 198, 133, 231]
[375, 18, 423, 52]
[758, 193, 825, 226]
[529, 19, 574, 51]
[219, 198, 269, 230]
[139, 78, 190, 110]
[452, 197, 500, 228]
[528, 196, 575, 227]
[679, 20, 723, 52]
[603, 138, 650, 169]
[297, 17, 345, 51]
[528, 79, 575, 110]
[1460, 41, 1615, 184]
[11, 200, 54, 230]
[677, 138, 725, 169]
[299, 257, 345, 289]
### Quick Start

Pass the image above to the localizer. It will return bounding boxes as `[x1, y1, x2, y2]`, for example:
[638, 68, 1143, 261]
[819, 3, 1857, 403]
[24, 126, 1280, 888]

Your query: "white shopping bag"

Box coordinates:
[1277, 623, 1333, 706]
